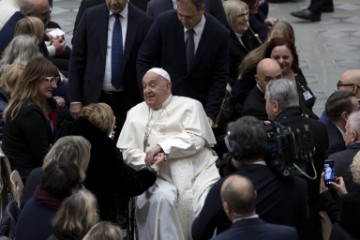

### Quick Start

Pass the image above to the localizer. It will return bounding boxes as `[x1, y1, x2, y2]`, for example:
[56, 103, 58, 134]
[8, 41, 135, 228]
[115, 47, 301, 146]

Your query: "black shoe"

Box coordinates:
[322, 0, 334, 12]
[321, 5, 334, 12]
[290, 9, 321, 22]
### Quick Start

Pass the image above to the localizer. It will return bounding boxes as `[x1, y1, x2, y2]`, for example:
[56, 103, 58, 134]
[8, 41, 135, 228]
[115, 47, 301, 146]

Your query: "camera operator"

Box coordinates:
[265, 78, 329, 240]
[192, 116, 309, 240]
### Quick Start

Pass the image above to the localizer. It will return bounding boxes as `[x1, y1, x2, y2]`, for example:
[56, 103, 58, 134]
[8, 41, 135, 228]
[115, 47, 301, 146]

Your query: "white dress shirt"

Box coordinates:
[103, 4, 128, 91]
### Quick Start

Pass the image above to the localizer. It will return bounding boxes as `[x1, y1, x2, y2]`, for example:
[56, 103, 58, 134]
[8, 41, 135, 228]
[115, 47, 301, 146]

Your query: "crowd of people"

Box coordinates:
[0, 0, 358, 239]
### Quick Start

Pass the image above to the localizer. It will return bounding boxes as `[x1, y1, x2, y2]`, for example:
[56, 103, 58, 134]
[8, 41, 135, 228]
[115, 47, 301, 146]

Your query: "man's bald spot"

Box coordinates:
[257, 58, 281, 75]
[22, 0, 50, 14]
[221, 175, 255, 200]
[25, 0, 48, 7]
[340, 69, 360, 85]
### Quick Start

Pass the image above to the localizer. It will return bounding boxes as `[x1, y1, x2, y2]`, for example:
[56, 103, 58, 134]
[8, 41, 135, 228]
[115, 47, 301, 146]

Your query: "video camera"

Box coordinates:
[264, 121, 315, 177]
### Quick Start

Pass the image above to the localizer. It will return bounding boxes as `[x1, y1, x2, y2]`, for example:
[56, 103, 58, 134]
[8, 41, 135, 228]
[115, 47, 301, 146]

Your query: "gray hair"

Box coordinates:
[267, 78, 299, 110]
[0, 34, 40, 73]
[347, 111, 360, 136]
[20, 0, 35, 14]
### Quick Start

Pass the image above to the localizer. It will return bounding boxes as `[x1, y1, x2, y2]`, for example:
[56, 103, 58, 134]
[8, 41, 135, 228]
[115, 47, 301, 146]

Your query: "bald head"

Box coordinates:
[255, 58, 282, 93]
[21, 0, 51, 24]
[338, 69, 360, 98]
[221, 175, 256, 220]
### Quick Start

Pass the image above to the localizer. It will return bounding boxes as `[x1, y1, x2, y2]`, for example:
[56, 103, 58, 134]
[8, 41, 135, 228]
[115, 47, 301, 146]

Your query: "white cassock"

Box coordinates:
[117, 95, 220, 240]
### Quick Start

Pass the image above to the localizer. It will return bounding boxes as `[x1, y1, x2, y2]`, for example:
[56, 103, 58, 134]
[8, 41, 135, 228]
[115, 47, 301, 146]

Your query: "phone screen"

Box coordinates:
[324, 160, 335, 186]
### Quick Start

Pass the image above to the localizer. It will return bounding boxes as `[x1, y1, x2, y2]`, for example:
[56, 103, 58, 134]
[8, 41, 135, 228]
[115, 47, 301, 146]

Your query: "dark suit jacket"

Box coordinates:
[0, 12, 22, 55]
[328, 142, 360, 193]
[73, 0, 148, 43]
[146, 0, 228, 26]
[69, 3, 152, 109]
[2, 102, 52, 181]
[228, 30, 260, 83]
[232, 67, 318, 120]
[241, 86, 267, 120]
[137, 11, 229, 120]
[72, 0, 103, 44]
[274, 106, 328, 240]
[334, 192, 360, 240]
[326, 122, 346, 157]
[192, 164, 308, 240]
[0, 12, 48, 57]
[146, 0, 173, 18]
[212, 217, 298, 240]
[204, 0, 229, 27]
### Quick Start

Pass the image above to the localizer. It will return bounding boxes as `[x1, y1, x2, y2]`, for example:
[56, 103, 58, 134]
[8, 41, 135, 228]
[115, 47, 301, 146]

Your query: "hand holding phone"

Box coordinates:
[324, 160, 335, 187]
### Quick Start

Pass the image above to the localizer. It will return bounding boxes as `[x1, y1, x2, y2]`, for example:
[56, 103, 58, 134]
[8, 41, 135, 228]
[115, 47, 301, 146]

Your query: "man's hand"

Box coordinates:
[153, 152, 167, 165]
[69, 102, 83, 119]
[264, 18, 278, 27]
[53, 96, 66, 108]
[207, 117, 214, 128]
[145, 144, 163, 166]
[51, 36, 66, 55]
[330, 176, 348, 196]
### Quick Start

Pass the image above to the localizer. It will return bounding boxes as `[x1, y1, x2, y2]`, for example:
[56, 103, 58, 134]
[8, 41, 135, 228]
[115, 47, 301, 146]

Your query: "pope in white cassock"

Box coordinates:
[117, 67, 220, 240]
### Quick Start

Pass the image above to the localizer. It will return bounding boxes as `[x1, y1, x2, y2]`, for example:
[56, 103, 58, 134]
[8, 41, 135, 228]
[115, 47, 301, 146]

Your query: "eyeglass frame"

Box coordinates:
[43, 76, 60, 84]
[337, 81, 360, 89]
[238, 11, 250, 20]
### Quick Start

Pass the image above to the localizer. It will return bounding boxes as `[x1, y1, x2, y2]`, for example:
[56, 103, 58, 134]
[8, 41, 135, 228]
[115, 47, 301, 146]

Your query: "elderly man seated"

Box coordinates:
[117, 68, 220, 240]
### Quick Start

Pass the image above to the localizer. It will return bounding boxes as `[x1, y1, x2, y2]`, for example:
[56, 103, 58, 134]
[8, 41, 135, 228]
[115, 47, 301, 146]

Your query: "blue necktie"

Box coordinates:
[111, 14, 123, 89]
[185, 29, 195, 73]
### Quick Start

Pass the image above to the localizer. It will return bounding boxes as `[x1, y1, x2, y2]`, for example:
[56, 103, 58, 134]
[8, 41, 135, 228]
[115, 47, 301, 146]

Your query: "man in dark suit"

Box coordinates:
[325, 91, 359, 157]
[68, 0, 152, 139]
[192, 116, 308, 240]
[242, 58, 282, 120]
[137, 0, 229, 126]
[213, 175, 298, 240]
[328, 111, 360, 193]
[72, 0, 148, 44]
[146, 0, 228, 26]
[290, 0, 334, 22]
[265, 78, 329, 240]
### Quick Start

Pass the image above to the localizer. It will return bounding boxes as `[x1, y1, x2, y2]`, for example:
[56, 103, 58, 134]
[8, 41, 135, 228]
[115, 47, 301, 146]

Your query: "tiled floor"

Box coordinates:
[51, 0, 360, 116]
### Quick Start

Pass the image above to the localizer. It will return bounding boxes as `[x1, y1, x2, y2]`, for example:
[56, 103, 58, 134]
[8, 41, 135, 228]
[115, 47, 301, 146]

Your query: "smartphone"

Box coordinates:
[324, 160, 335, 187]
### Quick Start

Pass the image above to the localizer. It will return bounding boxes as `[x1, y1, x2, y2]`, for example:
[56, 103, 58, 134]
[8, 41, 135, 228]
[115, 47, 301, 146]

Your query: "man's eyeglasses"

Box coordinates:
[337, 81, 360, 89]
[44, 76, 60, 84]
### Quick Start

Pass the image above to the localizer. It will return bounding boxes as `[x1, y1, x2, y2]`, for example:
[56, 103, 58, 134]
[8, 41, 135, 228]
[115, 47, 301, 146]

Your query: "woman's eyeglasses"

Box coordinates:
[238, 11, 249, 20]
[44, 76, 60, 84]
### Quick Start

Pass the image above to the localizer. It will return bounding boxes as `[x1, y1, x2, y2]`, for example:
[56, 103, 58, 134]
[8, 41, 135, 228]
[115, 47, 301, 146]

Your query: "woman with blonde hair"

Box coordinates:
[0, 64, 25, 141]
[223, 0, 261, 84]
[2, 56, 59, 182]
[48, 189, 99, 240]
[14, 16, 44, 44]
[59, 102, 159, 225]
[83, 221, 122, 240]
